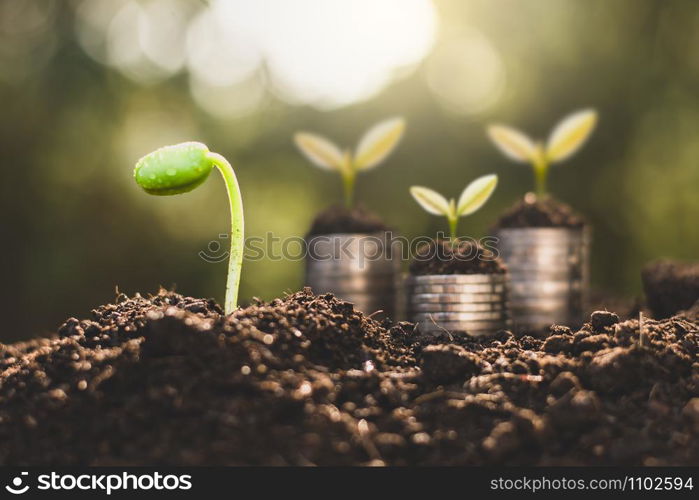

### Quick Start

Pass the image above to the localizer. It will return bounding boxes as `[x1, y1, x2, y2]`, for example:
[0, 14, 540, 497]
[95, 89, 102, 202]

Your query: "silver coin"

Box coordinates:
[306, 273, 396, 284]
[344, 301, 395, 312]
[500, 256, 579, 268]
[499, 239, 583, 249]
[504, 261, 575, 271]
[306, 257, 396, 267]
[506, 271, 576, 282]
[505, 261, 580, 271]
[306, 276, 396, 288]
[326, 293, 395, 312]
[510, 301, 572, 314]
[306, 260, 397, 275]
[500, 242, 580, 252]
[307, 285, 396, 296]
[495, 227, 586, 241]
[417, 327, 501, 337]
[408, 301, 508, 313]
[407, 274, 507, 285]
[514, 312, 578, 322]
[306, 274, 398, 286]
[502, 258, 578, 269]
[306, 279, 396, 293]
[510, 293, 580, 305]
[408, 292, 508, 304]
[415, 320, 509, 333]
[330, 289, 395, 299]
[414, 319, 509, 330]
[509, 280, 581, 294]
[410, 311, 509, 322]
[517, 292, 584, 303]
[307, 234, 398, 259]
[308, 286, 396, 297]
[500, 244, 578, 254]
[306, 271, 396, 283]
[511, 316, 580, 332]
[421, 326, 507, 335]
[306, 270, 396, 282]
[405, 283, 507, 294]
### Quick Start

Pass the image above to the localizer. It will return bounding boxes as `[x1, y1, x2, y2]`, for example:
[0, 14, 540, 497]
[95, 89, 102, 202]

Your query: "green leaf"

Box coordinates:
[134, 142, 214, 195]
[354, 117, 405, 170]
[294, 132, 344, 170]
[410, 186, 451, 216]
[457, 174, 498, 216]
[487, 125, 538, 163]
[545, 109, 597, 163]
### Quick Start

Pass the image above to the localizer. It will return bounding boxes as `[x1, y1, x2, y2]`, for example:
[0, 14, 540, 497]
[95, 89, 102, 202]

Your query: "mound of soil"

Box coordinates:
[2, 290, 697, 466]
[642, 260, 699, 319]
[495, 194, 585, 229]
[307, 205, 389, 237]
[409, 239, 506, 276]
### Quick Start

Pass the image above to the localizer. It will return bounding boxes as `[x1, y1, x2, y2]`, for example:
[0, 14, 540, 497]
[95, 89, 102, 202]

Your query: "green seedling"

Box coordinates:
[133, 142, 243, 315]
[410, 174, 498, 242]
[294, 117, 406, 207]
[487, 109, 597, 196]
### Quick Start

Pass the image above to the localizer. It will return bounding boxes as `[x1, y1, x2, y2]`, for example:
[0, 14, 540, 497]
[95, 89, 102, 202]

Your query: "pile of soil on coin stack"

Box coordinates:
[307, 204, 389, 236]
[0, 290, 697, 465]
[495, 194, 585, 229]
[409, 239, 506, 276]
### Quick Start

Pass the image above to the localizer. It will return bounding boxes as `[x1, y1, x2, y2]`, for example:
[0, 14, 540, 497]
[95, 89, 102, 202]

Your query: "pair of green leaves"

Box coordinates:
[410, 174, 498, 241]
[487, 109, 597, 195]
[294, 117, 406, 206]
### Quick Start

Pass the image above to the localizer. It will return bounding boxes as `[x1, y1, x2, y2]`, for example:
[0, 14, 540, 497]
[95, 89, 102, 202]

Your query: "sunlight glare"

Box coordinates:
[209, 0, 437, 109]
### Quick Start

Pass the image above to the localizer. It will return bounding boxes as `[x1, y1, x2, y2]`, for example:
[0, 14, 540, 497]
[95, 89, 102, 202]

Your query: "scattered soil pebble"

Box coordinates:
[0, 289, 697, 466]
[409, 239, 506, 276]
[642, 260, 699, 319]
[494, 194, 585, 229]
[306, 204, 389, 236]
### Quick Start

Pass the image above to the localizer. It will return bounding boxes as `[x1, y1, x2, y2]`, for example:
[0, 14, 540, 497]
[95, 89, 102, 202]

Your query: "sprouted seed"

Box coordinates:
[487, 109, 597, 196]
[410, 174, 498, 241]
[133, 142, 243, 315]
[294, 117, 406, 207]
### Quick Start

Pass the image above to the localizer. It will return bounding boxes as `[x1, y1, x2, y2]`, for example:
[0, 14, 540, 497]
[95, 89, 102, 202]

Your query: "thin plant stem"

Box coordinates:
[448, 216, 458, 243]
[208, 153, 244, 315]
[533, 159, 549, 197]
[342, 170, 356, 208]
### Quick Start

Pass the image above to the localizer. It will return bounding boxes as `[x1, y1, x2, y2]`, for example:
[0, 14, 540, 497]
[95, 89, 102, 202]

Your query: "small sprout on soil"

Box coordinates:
[133, 142, 244, 315]
[487, 109, 598, 196]
[410, 174, 498, 241]
[294, 117, 406, 207]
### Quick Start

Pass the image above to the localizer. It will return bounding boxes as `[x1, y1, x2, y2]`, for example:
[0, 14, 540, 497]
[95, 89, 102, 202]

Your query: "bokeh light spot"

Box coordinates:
[426, 29, 506, 116]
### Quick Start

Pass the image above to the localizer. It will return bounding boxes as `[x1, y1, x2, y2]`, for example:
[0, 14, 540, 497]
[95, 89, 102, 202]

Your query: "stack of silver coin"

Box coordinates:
[406, 273, 510, 336]
[493, 227, 590, 334]
[305, 233, 400, 317]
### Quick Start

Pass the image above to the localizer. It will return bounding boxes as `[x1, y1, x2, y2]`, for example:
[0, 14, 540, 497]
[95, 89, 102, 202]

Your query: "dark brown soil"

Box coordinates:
[494, 194, 585, 229]
[2, 289, 697, 466]
[307, 204, 389, 236]
[409, 239, 506, 276]
[642, 260, 699, 319]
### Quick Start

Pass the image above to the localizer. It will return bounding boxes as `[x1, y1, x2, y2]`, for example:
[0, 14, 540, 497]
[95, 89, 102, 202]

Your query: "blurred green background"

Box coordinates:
[2, 0, 698, 340]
